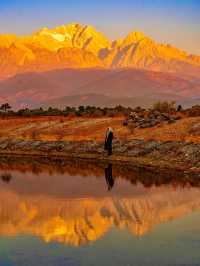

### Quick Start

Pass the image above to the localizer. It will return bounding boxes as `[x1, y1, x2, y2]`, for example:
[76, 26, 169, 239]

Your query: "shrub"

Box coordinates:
[152, 101, 176, 113]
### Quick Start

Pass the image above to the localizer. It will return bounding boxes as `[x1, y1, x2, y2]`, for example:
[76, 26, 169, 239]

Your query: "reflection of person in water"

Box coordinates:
[104, 127, 114, 156]
[105, 164, 114, 191]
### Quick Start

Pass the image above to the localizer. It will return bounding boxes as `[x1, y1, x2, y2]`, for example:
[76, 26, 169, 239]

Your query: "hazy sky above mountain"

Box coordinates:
[0, 0, 199, 54]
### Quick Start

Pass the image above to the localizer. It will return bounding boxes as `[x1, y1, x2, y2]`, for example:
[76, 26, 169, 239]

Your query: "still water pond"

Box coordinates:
[0, 157, 200, 266]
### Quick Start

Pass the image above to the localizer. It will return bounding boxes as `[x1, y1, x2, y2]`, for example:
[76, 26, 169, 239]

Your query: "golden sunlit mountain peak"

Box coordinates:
[0, 22, 200, 79]
[0, 34, 17, 48]
[34, 22, 111, 55]
[122, 31, 147, 45]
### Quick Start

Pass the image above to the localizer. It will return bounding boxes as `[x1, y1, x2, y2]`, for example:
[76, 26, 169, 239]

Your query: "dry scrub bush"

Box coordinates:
[152, 101, 176, 113]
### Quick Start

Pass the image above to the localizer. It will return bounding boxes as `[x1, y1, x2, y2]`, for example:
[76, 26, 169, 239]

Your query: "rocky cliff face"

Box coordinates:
[104, 32, 200, 78]
[0, 23, 200, 79]
[35, 23, 111, 55]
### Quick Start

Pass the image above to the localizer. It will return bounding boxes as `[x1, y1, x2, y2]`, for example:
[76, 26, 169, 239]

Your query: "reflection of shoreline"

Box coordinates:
[1, 186, 200, 246]
[0, 156, 199, 188]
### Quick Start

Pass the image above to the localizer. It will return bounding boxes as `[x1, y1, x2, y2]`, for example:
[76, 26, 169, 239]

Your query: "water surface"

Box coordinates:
[0, 157, 199, 266]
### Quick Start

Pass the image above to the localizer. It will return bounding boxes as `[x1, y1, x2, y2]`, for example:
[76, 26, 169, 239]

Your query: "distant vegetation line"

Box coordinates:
[0, 101, 199, 118]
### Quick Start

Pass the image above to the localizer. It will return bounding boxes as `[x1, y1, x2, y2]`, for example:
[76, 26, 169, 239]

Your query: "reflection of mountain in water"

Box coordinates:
[1, 187, 200, 246]
[0, 157, 199, 246]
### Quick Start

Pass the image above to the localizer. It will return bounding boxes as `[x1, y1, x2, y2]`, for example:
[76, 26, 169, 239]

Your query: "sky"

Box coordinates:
[0, 0, 199, 54]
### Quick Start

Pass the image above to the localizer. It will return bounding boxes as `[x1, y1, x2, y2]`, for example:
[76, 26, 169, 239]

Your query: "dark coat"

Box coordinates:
[104, 131, 113, 151]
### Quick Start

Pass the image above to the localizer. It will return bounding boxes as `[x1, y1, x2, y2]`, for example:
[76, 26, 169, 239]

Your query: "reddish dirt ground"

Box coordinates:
[0, 116, 199, 143]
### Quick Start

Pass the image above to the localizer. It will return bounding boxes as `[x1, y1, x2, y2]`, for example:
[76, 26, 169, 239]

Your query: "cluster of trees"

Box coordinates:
[0, 103, 133, 117]
[1, 101, 197, 118]
[0, 103, 12, 112]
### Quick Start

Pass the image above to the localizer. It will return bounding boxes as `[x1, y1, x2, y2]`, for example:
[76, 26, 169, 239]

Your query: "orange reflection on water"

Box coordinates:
[0, 157, 199, 246]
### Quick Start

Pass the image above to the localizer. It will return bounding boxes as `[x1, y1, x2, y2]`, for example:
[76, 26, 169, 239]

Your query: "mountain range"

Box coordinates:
[0, 23, 200, 108]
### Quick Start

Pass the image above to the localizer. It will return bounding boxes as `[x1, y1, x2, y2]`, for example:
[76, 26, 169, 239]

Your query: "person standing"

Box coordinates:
[104, 127, 114, 156]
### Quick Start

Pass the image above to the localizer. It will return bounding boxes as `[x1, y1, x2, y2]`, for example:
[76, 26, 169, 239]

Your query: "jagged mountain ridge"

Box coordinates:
[0, 22, 200, 79]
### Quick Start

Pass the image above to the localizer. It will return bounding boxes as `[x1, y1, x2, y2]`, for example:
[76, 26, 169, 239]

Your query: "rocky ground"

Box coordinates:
[124, 109, 182, 129]
[0, 138, 199, 173]
[123, 105, 200, 132]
